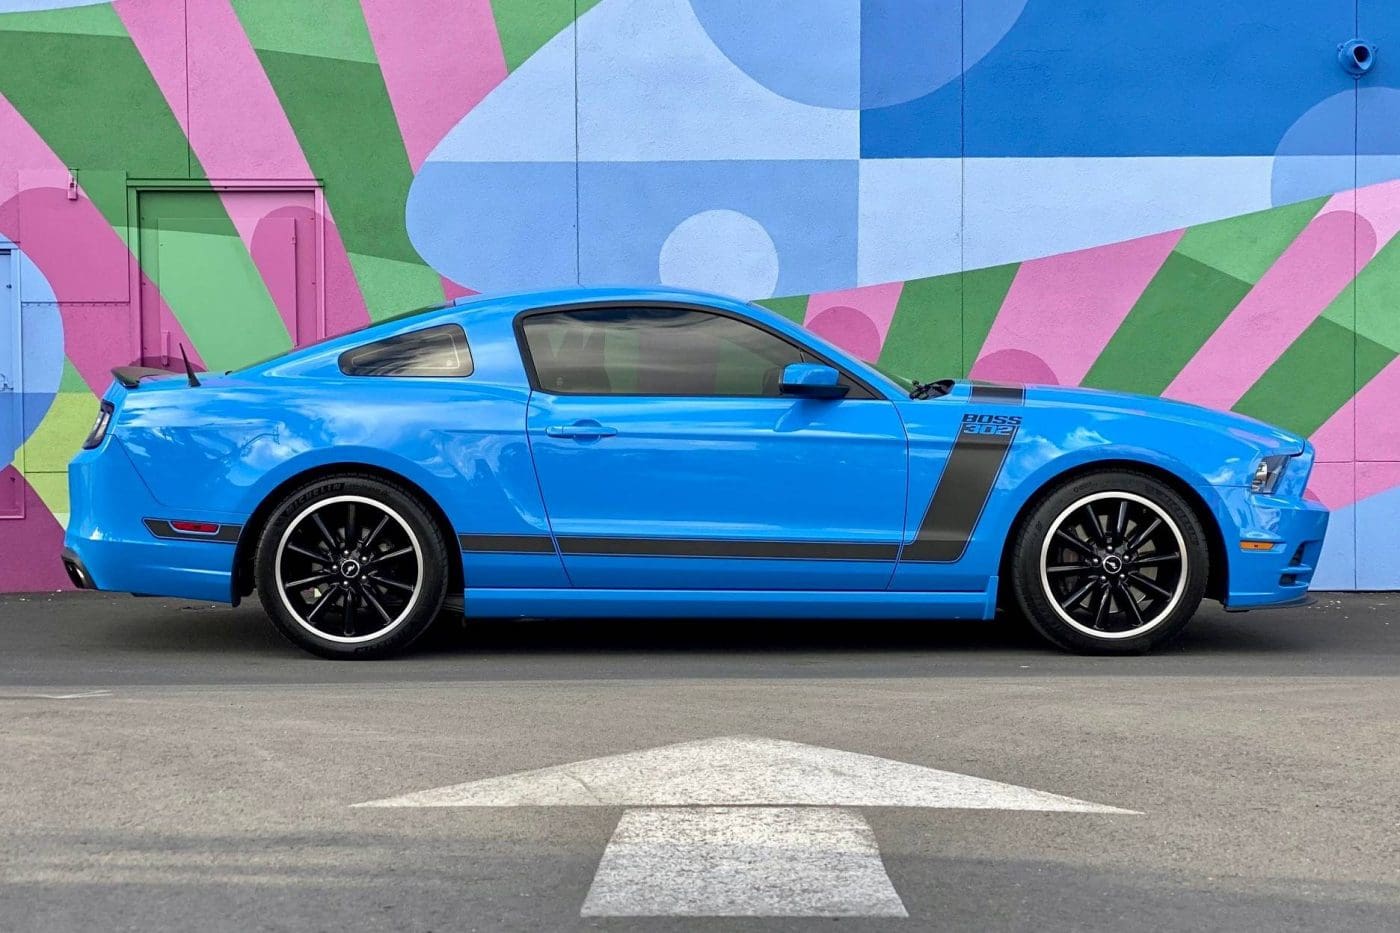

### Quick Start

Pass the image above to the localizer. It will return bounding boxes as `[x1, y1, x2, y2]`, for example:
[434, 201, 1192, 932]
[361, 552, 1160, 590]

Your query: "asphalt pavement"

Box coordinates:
[1, 591, 1398, 931]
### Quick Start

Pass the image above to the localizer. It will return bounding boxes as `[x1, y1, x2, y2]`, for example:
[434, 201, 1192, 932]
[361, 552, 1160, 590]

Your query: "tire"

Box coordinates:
[1009, 470, 1209, 655]
[254, 474, 450, 659]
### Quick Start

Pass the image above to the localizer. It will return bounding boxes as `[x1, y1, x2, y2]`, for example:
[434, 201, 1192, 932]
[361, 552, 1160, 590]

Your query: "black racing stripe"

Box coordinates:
[967, 381, 1026, 404]
[458, 533, 556, 554]
[902, 425, 1019, 563]
[143, 518, 241, 544]
[556, 536, 899, 561]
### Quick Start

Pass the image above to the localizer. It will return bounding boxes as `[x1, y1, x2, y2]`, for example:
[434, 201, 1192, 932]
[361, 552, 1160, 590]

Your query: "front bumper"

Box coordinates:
[1209, 486, 1330, 610]
[64, 436, 244, 603]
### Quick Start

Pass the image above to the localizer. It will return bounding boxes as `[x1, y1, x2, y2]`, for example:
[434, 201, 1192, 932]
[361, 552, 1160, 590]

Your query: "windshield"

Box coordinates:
[867, 360, 915, 392]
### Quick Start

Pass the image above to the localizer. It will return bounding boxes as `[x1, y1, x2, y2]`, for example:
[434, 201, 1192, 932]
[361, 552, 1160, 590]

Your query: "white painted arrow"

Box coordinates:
[355, 735, 1135, 917]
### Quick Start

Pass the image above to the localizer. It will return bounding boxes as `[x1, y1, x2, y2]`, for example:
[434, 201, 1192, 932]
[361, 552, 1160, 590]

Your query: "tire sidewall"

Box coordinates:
[254, 475, 449, 659]
[1011, 471, 1209, 654]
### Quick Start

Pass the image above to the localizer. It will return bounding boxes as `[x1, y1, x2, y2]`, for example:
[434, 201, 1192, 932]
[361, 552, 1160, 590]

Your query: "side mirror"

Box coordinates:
[780, 363, 849, 400]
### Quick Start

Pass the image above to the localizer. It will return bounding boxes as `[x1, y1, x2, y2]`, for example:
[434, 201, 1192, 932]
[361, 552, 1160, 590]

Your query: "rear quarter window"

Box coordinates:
[339, 324, 473, 377]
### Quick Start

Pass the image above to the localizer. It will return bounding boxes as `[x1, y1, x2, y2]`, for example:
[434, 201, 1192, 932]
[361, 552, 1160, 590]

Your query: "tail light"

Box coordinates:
[82, 400, 114, 450]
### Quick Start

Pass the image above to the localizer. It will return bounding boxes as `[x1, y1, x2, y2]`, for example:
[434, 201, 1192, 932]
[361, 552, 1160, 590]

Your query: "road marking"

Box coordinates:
[30, 690, 112, 700]
[355, 735, 1136, 918]
[581, 806, 907, 918]
[354, 734, 1136, 812]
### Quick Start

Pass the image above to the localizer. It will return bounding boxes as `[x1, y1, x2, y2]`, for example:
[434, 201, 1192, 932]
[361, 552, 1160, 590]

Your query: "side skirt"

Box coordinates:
[461, 578, 999, 621]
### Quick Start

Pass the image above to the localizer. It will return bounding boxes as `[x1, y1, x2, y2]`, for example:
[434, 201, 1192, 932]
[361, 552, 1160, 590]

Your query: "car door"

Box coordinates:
[520, 305, 908, 590]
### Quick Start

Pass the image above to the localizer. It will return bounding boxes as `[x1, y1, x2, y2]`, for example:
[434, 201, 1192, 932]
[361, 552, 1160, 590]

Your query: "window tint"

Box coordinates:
[522, 307, 831, 397]
[339, 324, 473, 377]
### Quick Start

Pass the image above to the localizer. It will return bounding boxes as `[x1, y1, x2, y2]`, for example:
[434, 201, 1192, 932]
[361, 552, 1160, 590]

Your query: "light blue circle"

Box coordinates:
[659, 209, 780, 299]
[1272, 88, 1400, 206]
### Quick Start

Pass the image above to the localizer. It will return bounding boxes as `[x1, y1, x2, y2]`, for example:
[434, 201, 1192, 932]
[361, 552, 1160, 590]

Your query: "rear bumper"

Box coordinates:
[64, 437, 243, 603]
[1213, 487, 1330, 610]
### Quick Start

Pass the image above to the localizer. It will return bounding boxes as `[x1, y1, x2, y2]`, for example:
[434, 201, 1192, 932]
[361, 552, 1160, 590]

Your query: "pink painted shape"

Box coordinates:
[972, 230, 1182, 386]
[1316, 349, 1400, 468]
[361, 0, 507, 171]
[806, 306, 882, 361]
[1309, 398, 1354, 465]
[1165, 210, 1370, 411]
[118, 0, 371, 339]
[1357, 461, 1400, 504]
[973, 348, 1059, 385]
[806, 283, 904, 338]
[112, 1, 189, 135]
[441, 276, 477, 301]
[251, 212, 302, 338]
[1352, 178, 1400, 260]
[0, 468, 73, 592]
[1305, 460, 1354, 512]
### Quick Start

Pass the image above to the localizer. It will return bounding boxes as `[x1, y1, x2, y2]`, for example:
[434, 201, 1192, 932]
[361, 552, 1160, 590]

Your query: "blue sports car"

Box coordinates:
[63, 287, 1328, 659]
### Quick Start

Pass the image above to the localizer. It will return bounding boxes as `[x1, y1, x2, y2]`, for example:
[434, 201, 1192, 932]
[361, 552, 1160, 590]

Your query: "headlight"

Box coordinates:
[1250, 454, 1291, 494]
[82, 401, 114, 450]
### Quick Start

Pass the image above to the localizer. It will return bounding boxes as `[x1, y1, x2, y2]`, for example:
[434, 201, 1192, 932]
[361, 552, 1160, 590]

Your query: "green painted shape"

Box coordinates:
[961, 263, 1019, 370]
[0, 3, 127, 37]
[1173, 196, 1325, 284]
[0, 28, 192, 225]
[1348, 238, 1400, 354]
[755, 295, 808, 324]
[347, 252, 448, 320]
[491, 0, 578, 72]
[18, 386, 94, 475]
[249, 46, 441, 315]
[1083, 252, 1251, 395]
[57, 358, 88, 393]
[1233, 316, 1368, 438]
[25, 471, 69, 522]
[230, 0, 377, 63]
[139, 191, 290, 369]
[879, 274, 962, 381]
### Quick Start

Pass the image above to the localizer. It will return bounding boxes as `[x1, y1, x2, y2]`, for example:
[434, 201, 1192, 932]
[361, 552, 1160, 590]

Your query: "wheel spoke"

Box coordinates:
[1092, 584, 1111, 629]
[284, 572, 335, 589]
[312, 512, 341, 552]
[1114, 500, 1128, 541]
[361, 587, 395, 625]
[345, 502, 356, 547]
[342, 589, 356, 637]
[1059, 578, 1098, 611]
[367, 572, 415, 593]
[1081, 505, 1108, 546]
[361, 514, 389, 551]
[369, 546, 414, 565]
[1121, 585, 1147, 626]
[1127, 518, 1162, 552]
[1127, 572, 1173, 599]
[305, 585, 339, 622]
[1130, 553, 1180, 567]
[1054, 530, 1096, 557]
[286, 543, 329, 563]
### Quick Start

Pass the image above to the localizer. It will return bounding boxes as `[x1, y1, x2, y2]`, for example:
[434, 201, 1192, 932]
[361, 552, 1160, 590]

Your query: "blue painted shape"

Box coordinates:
[1, 248, 62, 475]
[577, 160, 858, 298]
[1355, 484, 1400, 588]
[940, 0, 1357, 158]
[406, 162, 578, 294]
[62, 286, 1331, 629]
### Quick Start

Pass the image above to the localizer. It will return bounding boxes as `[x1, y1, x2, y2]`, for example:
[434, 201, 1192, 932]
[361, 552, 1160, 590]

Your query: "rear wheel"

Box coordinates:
[254, 475, 449, 659]
[1010, 470, 1209, 654]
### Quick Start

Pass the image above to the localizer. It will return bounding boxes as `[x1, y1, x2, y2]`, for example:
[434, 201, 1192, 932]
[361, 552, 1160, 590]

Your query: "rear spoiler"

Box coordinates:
[111, 366, 181, 389]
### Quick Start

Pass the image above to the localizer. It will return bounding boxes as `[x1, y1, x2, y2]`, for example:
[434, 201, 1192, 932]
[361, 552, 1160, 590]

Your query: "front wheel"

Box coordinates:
[254, 474, 449, 659]
[1009, 471, 1209, 654]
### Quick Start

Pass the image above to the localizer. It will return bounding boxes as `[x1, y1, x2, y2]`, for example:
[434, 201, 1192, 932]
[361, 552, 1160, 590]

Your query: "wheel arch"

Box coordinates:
[233, 462, 463, 601]
[997, 459, 1228, 606]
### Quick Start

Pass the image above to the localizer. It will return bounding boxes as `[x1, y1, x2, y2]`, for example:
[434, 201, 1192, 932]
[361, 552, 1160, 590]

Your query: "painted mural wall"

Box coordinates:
[1, 0, 1398, 591]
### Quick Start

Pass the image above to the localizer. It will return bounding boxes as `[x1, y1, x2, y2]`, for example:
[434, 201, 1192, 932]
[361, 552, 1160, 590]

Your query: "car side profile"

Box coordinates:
[63, 286, 1328, 659]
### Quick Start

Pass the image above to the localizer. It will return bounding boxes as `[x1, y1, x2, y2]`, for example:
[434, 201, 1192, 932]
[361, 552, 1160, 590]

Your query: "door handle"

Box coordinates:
[546, 421, 618, 439]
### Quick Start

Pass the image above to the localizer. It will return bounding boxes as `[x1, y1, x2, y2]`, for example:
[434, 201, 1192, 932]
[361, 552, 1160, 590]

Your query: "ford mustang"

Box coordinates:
[63, 286, 1328, 659]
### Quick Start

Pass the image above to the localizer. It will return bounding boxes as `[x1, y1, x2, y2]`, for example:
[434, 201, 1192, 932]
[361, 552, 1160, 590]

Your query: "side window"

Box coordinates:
[339, 324, 473, 377]
[522, 307, 834, 397]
